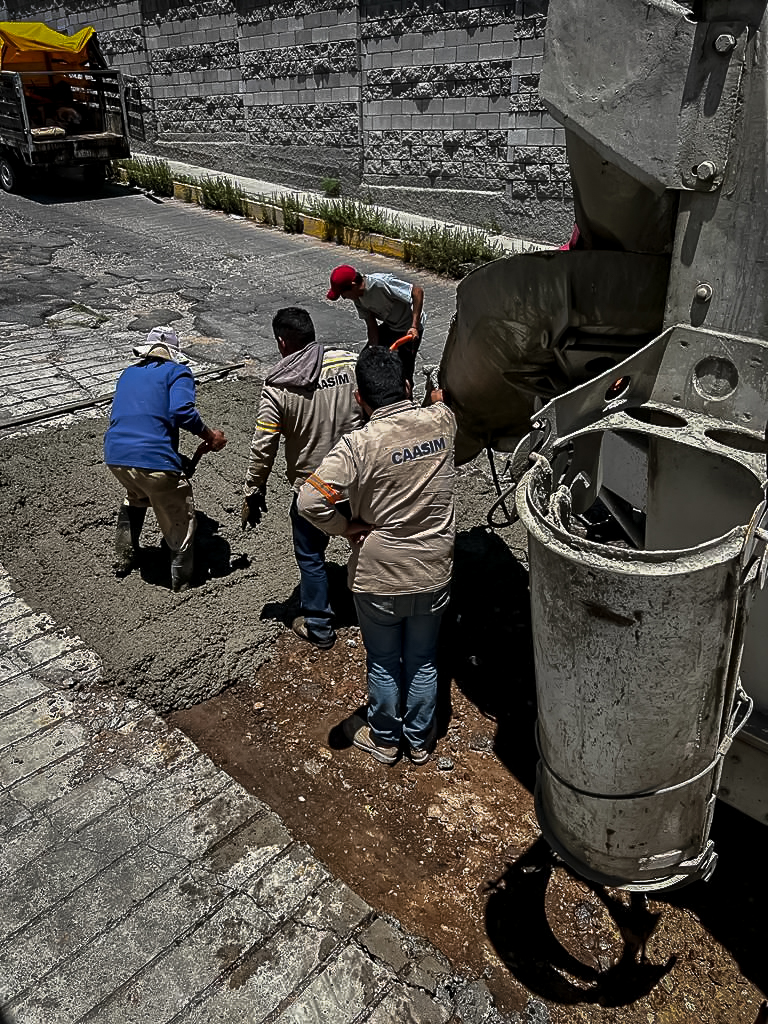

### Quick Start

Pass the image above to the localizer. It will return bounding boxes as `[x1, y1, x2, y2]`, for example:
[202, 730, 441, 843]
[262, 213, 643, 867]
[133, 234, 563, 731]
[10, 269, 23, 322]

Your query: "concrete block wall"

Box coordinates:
[359, 0, 568, 236]
[236, 0, 362, 184]
[0, 0, 572, 240]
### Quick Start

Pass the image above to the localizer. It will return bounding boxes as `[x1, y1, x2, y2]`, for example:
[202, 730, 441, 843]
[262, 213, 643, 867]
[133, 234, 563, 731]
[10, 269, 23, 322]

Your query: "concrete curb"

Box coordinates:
[116, 158, 551, 262]
[169, 180, 409, 261]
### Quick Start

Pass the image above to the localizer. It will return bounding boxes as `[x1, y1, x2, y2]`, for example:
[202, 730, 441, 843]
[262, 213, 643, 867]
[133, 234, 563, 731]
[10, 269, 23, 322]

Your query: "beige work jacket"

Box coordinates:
[244, 349, 363, 494]
[297, 399, 456, 594]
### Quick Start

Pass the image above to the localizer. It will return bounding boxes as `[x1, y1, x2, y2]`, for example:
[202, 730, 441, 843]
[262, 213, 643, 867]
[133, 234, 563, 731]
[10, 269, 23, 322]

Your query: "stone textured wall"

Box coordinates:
[0, 0, 572, 240]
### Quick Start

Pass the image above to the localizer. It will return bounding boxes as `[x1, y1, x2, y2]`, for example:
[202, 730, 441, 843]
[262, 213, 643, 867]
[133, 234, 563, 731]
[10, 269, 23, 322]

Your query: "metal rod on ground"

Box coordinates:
[0, 361, 246, 431]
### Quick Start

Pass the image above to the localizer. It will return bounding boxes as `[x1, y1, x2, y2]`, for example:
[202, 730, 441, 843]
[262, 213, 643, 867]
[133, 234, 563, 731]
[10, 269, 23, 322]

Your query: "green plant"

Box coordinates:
[277, 193, 303, 233]
[152, 163, 502, 280]
[260, 203, 277, 226]
[310, 197, 347, 243]
[310, 196, 402, 244]
[199, 175, 246, 215]
[114, 157, 174, 196]
[403, 224, 503, 278]
[321, 176, 341, 198]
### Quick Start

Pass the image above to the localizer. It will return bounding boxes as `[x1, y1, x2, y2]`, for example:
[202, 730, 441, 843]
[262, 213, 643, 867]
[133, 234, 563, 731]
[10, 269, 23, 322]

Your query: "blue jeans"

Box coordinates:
[353, 584, 450, 748]
[290, 494, 334, 642]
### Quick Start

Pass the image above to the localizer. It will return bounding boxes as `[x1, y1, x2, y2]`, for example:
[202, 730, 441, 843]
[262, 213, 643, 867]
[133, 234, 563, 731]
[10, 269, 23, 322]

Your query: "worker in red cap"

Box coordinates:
[326, 265, 425, 386]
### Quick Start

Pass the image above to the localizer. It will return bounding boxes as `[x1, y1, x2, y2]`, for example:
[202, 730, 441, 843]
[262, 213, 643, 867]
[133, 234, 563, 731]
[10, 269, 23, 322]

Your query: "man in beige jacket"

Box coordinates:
[243, 307, 363, 649]
[298, 345, 456, 764]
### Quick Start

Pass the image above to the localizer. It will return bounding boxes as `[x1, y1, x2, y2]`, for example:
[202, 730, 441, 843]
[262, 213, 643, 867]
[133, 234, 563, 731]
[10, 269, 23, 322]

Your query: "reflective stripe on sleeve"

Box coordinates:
[306, 472, 344, 504]
[256, 419, 280, 434]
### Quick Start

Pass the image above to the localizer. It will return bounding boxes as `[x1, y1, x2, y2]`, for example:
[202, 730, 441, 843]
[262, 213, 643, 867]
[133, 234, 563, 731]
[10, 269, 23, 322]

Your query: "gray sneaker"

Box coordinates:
[343, 714, 399, 765]
[408, 729, 436, 766]
[408, 746, 432, 766]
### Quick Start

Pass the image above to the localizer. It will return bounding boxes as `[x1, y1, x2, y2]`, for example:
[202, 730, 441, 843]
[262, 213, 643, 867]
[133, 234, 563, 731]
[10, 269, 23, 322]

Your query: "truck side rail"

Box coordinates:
[0, 68, 131, 170]
[0, 72, 26, 142]
[1, 69, 128, 140]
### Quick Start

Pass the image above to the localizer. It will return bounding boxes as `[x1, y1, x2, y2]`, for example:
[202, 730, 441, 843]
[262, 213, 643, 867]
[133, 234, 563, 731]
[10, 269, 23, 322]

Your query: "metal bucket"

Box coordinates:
[517, 451, 756, 889]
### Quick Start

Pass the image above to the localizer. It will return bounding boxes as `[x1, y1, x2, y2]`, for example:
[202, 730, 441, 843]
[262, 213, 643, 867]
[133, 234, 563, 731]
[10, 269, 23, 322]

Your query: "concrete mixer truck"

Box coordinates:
[440, 0, 768, 890]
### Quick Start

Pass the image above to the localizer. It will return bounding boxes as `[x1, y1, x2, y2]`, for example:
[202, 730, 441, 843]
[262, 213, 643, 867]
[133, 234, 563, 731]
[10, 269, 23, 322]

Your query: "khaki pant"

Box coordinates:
[108, 466, 196, 554]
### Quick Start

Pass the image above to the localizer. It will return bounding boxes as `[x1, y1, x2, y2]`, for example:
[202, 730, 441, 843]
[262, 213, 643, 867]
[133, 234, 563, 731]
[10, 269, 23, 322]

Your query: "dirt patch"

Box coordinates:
[169, 630, 536, 1011]
[0, 375, 766, 1022]
[167, 629, 768, 1024]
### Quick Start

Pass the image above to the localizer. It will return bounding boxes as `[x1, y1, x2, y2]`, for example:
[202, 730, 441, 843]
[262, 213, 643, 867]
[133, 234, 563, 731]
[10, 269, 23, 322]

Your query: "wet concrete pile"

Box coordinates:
[0, 373, 501, 713]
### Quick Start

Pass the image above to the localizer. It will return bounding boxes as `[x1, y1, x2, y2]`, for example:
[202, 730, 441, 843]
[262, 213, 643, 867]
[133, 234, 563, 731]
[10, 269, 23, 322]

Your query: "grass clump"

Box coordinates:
[275, 193, 303, 233]
[115, 157, 174, 196]
[311, 196, 401, 245]
[403, 223, 503, 277]
[199, 175, 246, 215]
[306, 195, 501, 278]
[321, 176, 341, 197]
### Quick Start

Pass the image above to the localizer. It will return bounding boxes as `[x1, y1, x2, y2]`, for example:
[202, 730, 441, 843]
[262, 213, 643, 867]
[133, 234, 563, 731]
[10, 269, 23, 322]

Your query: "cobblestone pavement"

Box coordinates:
[1, 562, 546, 1024]
[0, 185, 548, 1022]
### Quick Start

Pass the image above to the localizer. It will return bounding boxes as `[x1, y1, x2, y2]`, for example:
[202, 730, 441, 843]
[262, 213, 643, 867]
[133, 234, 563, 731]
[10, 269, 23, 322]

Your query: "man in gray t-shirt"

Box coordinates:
[326, 264, 425, 385]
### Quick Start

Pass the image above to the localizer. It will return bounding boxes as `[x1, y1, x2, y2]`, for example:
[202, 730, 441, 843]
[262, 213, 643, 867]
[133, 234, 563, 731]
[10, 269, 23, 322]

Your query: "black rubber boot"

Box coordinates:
[113, 504, 146, 577]
[170, 545, 194, 592]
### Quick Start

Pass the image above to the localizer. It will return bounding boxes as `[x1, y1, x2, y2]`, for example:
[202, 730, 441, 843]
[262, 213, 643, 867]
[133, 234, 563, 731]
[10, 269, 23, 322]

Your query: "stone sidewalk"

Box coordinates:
[0, 562, 548, 1023]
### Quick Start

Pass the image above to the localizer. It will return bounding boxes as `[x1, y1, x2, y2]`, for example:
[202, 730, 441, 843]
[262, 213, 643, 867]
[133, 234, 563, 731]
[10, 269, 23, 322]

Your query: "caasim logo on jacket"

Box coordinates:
[391, 436, 446, 464]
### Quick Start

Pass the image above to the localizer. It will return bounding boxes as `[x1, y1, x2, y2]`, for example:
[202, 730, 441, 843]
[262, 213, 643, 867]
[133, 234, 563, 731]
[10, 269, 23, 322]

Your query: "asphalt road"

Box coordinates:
[0, 179, 458, 428]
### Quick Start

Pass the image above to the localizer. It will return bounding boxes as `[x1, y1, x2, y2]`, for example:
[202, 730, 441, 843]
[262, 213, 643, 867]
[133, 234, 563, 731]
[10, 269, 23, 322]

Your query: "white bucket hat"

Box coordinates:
[132, 326, 189, 364]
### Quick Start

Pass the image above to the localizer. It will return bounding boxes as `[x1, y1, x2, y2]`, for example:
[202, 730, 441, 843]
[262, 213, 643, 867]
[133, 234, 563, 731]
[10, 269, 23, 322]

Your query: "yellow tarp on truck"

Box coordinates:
[0, 22, 96, 72]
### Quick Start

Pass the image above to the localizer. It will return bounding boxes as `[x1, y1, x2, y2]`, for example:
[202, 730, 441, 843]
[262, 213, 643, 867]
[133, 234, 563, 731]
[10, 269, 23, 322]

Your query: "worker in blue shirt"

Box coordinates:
[104, 326, 227, 591]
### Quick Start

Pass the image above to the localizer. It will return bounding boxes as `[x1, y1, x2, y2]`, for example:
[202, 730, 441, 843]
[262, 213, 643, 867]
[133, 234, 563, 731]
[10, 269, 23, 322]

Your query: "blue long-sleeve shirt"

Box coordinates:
[104, 360, 206, 472]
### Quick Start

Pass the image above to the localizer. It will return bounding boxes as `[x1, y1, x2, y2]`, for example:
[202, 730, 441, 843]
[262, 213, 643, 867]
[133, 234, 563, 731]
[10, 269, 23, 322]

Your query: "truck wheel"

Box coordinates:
[0, 156, 18, 193]
[82, 163, 106, 189]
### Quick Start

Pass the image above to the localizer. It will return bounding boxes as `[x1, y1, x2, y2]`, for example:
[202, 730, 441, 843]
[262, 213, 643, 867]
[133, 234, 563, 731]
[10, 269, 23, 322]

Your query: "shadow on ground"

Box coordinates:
[671, 802, 768, 995]
[435, 524, 767, 1019]
[486, 839, 675, 1008]
[442, 524, 537, 790]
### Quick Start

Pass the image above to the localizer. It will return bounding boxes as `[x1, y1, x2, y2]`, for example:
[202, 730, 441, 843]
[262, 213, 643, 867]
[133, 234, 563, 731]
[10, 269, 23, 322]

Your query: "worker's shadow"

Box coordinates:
[193, 512, 237, 583]
[259, 560, 358, 628]
[436, 524, 538, 789]
[137, 512, 235, 590]
[485, 838, 675, 1007]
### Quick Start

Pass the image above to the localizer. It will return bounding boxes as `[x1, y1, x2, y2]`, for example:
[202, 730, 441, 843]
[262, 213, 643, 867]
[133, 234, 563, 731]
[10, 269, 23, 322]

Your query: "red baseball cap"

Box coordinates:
[327, 264, 357, 300]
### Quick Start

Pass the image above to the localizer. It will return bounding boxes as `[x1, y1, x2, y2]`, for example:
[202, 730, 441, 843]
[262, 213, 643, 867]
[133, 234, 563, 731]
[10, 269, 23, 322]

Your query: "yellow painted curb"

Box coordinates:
[116, 168, 409, 262]
[173, 181, 202, 204]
